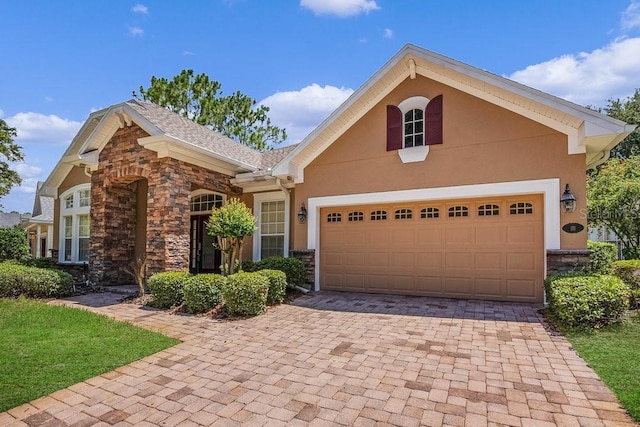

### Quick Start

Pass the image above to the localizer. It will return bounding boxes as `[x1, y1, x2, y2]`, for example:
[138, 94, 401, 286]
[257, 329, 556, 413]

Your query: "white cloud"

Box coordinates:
[622, 1, 640, 30]
[16, 177, 39, 194]
[383, 28, 393, 39]
[128, 26, 144, 37]
[44, 96, 54, 103]
[132, 3, 149, 14]
[260, 84, 354, 144]
[183, 50, 194, 56]
[508, 37, 640, 107]
[300, 0, 379, 17]
[11, 164, 44, 194]
[5, 112, 82, 145]
[14, 164, 42, 177]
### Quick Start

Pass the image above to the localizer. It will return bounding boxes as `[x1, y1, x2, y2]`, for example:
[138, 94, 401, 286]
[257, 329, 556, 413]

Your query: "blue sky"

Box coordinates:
[1, 0, 639, 213]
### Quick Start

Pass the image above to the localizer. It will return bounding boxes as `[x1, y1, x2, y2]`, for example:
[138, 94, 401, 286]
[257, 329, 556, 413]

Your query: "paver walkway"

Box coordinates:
[1, 292, 636, 426]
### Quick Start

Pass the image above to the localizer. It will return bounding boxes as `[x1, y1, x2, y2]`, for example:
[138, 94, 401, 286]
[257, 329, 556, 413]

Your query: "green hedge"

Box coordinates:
[0, 227, 30, 262]
[245, 256, 307, 288]
[611, 260, 640, 308]
[147, 271, 190, 309]
[256, 269, 287, 304]
[221, 272, 269, 316]
[545, 274, 630, 328]
[587, 240, 618, 274]
[0, 262, 73, 298]
[183, 274, 225, 314]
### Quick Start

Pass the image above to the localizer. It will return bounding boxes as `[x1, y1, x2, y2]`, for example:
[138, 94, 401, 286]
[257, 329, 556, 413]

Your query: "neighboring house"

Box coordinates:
[0, 211, 30, 229]
[588, 226, 625, 258]
[38, 44, 634, 303]
[23, 182, 54, 258]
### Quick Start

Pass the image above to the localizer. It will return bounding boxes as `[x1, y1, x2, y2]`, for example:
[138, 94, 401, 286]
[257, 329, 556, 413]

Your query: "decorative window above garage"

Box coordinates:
[478, 204, 499, 216]
[348, 211, 364, 222]
[420, 207, 439, 219]
[448, 206, 469, 217]
[327, 213, 342, 223]
[386, 95, 443, 155]
[510, 202, 533, 215]
[371, 210, 387, 221]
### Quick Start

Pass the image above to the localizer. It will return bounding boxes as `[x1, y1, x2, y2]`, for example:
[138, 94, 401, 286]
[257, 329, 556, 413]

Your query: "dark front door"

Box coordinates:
[190, 215, 221, 274]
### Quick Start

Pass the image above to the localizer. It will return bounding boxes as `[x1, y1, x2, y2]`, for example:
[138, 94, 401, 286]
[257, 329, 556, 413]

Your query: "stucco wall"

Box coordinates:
[292, 75, 587, 250]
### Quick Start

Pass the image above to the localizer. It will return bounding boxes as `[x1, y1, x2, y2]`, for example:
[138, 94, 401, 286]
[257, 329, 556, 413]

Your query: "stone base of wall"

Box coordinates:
[547, 249, 591, 276]
[56, 262, 90, 285]
[290, 249, 315, 291]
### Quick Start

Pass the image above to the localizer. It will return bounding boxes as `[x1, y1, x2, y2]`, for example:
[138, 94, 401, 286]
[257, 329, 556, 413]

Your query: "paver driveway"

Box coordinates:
[1, 292, 636, 426]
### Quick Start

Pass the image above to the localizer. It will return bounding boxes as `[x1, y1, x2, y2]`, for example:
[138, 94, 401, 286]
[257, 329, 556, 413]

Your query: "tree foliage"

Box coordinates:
[0, 227, 30, 262]
[604, 88, 640, 159]
[206, 199, 257, 276]
[587, 156, 640, 259]
[0, 119, 24, 200]
[138, 69, 286, 151]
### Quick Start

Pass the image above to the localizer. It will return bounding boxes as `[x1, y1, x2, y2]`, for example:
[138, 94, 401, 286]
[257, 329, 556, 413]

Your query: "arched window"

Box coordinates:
[395, 208, 413, 219]
[386, 95, 443, 151]
[327, 213, 342, 223]
[190, 192, 223, 213]
[59, 185, 91, 263]
[448, 206, 469, 218]
[348, 211, 364, 222]
[510, 202, 533, 215]
[420, 207, 439, 219]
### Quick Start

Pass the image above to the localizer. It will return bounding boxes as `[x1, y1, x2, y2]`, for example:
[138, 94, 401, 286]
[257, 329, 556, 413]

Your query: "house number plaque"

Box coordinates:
[562, 223, 584, 233]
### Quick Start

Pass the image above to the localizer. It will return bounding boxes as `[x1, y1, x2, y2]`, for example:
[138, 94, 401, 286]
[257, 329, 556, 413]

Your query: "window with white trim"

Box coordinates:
[253, 192, 290, 261]
[59, 185, 91, 263]
[399, 96, 429, 148]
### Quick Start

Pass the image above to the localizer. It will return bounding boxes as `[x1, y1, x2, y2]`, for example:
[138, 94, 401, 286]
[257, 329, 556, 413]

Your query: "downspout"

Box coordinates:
[274, 178, 309, 294]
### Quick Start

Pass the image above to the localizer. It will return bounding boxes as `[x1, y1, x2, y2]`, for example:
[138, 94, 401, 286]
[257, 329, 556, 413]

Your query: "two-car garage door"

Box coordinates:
[320, 195, 544, 302]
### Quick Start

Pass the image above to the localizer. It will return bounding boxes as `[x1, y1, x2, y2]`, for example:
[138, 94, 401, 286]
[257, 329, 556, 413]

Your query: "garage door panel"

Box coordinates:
[320, 195, 543, 302]
[445, 226, 474, 246]
[417, 252, 443, 270]
[475, 252, 504, 270]
[416, 228, 444, 246]
[391, 252, 416, 268]
[506, 279, 537, 299]
[475, 278, 503, 297]
[443, 277, 473, 296]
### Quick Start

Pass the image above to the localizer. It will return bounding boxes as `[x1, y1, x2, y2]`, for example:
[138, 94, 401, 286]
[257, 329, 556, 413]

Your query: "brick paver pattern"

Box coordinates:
[1, 291, 636, 426]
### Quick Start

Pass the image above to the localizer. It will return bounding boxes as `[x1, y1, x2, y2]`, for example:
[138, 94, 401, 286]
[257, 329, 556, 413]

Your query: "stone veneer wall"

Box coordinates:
[289, 249, 315, 290]
[90, 124, 242, 285]
[546, 249, 591, 276]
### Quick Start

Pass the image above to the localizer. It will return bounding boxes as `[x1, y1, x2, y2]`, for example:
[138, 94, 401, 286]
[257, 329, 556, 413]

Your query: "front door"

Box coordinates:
[190, 215, 221, 274]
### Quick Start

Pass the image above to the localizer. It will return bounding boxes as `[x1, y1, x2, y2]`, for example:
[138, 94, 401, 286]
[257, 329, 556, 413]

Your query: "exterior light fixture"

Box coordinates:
[298, 203, 308, 224]
[560, 184, 576, 213]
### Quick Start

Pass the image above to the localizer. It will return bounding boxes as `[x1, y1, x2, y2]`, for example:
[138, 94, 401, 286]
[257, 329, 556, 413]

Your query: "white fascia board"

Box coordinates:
[307, 178, 561, 291]
[138, 135, 257, 175]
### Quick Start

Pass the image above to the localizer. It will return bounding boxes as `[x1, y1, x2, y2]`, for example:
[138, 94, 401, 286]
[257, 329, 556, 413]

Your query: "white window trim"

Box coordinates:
[58, 184, 91, 264]
[189, 190, 226, 215]
[397, 96, 431, 161]
[307, 178, 561, 291]
[253, 191, 290, 261]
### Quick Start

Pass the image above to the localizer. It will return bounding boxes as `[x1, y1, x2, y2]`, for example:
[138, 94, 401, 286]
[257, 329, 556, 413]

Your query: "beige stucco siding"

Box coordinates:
[52, 166, 91, 251]
[293, 76, 586, 250]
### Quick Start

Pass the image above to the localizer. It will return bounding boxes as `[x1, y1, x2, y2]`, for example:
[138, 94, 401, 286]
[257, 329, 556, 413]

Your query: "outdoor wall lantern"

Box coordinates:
[298, 203, 308, 224]
[560, 184, 577, 213]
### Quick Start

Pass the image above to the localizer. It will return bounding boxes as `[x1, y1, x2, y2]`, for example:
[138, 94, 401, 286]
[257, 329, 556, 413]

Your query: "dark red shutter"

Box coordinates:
[425, 95, 443, 146]
[386, 105, 403, 151]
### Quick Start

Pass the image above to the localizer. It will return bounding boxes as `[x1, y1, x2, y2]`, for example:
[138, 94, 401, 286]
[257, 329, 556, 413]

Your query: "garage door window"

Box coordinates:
[327, 213, 342, 223]
[420, 207, 439, 219]
[348, 211, 364, 222]
[448, 206, 469, 217]
[510, 202, 533, 215]
[395, 208, 413, 219]
[371, 210, 387, 221]
[478, 204, 500, 216]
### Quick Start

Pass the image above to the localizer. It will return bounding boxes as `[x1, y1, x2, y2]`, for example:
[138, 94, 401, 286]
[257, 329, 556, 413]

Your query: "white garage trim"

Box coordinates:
[307, 178, 561, 291]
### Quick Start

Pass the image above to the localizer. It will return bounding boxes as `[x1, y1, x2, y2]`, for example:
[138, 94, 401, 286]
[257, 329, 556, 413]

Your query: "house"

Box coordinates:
[38, 44, 634, 303]
[23, 182, 54, 258]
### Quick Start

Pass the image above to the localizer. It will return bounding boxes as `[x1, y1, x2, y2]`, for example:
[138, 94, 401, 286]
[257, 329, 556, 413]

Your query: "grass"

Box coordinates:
[561, 312, 640, 422]
[0, 297, 179, 412]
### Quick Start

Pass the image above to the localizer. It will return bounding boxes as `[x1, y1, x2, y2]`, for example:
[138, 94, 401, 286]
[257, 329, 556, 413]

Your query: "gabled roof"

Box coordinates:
[42, 100, 295, 195]
[272, 44, 635, 181]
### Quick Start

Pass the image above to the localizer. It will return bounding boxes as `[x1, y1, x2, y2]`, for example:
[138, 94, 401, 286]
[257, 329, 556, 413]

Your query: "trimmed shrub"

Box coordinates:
[221, 272, 269, 316]
[247, 257, 307, 288]
[183, 274, 225, 314]
[147, 271, 190, 309]
[256, 269, 287, 304]
[0, 227, 30, 262]
[587, 240, 618, 274]
[611, 260, 640, 308]
[0, 261, 73, 298]
[545, 274, 630, 328]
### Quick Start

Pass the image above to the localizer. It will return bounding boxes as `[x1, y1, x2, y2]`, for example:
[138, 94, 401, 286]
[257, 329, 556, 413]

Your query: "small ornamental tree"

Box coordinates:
[206, 199, 257, 276]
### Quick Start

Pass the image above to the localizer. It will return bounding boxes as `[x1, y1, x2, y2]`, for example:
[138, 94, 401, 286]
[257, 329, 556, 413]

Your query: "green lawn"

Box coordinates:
[562, 313, 640, 422]
[0, 298, 179, 412]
